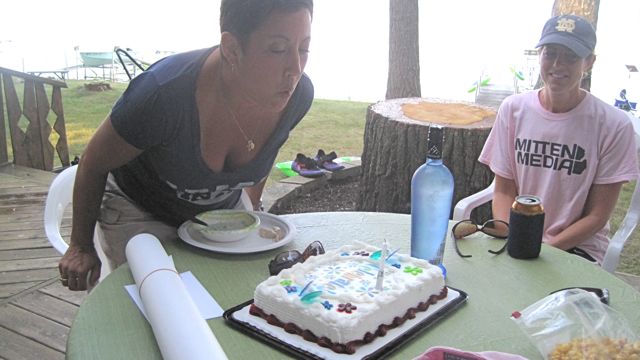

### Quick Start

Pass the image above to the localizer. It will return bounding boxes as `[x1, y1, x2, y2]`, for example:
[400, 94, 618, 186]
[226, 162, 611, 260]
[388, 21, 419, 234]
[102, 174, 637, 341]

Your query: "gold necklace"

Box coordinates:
[226, 104, 255, 152]
[218, 63, 259, 152]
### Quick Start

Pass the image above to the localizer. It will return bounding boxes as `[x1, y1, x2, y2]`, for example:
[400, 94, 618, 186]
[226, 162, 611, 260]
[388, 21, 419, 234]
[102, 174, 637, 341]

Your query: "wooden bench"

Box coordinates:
[1, 66, 70, 171]
[28, 70, 69, 81]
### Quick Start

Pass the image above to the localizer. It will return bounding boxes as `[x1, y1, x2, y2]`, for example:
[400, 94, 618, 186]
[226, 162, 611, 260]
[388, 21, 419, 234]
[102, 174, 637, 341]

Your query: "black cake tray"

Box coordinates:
[223, 286, 468, 359]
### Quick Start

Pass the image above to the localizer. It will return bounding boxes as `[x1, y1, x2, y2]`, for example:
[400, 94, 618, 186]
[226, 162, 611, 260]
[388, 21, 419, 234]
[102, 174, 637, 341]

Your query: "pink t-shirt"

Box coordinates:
[479, 90, 639, 263]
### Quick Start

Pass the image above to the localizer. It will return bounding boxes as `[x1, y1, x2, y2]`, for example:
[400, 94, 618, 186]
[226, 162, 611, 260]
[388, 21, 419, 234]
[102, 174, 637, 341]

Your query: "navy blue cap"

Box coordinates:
[536, 15, 596, 58]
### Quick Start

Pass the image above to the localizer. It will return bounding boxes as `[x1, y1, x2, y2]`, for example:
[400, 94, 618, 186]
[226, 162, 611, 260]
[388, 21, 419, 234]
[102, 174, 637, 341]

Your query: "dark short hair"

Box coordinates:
[220, 0, 313, 47]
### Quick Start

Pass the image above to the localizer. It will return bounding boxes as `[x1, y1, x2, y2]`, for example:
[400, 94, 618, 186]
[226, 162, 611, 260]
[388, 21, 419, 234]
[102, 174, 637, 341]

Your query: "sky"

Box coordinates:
[1, 0, 638, 103]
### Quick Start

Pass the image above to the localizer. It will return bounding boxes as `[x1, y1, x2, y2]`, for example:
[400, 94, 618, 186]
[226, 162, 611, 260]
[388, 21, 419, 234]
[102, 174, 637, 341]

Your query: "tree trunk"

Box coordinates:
[357, 98, 496, 221]
[552, 0, 599, 24]
[386, 0, 420, 99]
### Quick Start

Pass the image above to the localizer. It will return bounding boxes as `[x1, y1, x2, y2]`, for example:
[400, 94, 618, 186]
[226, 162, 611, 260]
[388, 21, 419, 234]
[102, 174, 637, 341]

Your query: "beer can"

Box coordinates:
[512, 195, 544, 216]
[507, 195, 545, 259]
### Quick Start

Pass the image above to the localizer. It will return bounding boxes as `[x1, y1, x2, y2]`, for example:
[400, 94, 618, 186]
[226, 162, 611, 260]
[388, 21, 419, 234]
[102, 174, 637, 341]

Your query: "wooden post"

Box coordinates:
[0, 73, 7, 165]
[357, 98, 496, 221]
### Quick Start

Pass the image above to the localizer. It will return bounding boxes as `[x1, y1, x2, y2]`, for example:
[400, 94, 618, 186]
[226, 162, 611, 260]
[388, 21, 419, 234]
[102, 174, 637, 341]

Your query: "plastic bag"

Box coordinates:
[511, 288, 640, 359]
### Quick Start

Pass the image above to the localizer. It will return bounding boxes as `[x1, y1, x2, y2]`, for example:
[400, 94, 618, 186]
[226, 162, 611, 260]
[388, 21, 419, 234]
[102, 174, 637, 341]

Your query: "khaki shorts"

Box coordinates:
[98, 174, 251, 270]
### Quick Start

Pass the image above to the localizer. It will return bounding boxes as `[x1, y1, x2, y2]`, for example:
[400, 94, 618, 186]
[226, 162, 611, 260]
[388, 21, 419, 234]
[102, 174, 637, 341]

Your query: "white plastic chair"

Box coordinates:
[44, 165, 111, 279]
[44, 165, 79, 255]
[452, 180, 495, 221]
[453, 113, 640, 273]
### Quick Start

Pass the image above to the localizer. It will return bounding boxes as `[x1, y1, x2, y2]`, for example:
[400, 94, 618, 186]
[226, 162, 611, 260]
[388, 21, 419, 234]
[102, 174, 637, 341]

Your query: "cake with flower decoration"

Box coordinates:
[250, 244, 447, 354]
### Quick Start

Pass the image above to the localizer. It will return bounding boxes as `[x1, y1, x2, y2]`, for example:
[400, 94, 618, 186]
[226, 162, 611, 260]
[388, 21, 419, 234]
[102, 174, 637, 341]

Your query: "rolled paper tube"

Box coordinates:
[126, 233, 228, 360]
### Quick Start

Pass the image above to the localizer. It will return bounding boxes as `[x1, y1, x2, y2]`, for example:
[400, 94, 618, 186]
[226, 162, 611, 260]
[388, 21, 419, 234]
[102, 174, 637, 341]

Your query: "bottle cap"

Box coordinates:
[427, 125, 444, 159]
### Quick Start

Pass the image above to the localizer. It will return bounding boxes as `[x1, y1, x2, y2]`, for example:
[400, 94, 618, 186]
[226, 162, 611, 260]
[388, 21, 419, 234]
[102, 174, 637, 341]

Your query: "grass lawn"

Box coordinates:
[58, 80, 368, 186]
[8, 79, 639, 276]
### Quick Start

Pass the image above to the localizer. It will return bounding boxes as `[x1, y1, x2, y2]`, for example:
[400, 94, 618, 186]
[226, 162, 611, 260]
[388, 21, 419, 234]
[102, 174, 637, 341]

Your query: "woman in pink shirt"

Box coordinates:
[479, 14, 639, 264]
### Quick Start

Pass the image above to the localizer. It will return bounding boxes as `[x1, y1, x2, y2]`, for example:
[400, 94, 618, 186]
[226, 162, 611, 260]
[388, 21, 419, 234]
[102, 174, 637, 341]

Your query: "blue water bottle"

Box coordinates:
[411, 125, 454, 266]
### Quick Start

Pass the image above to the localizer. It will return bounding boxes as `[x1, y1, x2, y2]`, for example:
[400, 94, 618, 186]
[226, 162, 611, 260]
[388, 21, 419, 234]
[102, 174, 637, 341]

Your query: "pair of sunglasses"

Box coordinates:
[550, 287, 610, 305]
[268, 241, 325, 276]
[452, 219, 509, 258]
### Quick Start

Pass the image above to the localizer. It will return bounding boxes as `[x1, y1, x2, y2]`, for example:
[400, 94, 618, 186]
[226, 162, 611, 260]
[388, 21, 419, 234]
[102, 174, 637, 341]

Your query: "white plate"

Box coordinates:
[178, 212, 295, 254]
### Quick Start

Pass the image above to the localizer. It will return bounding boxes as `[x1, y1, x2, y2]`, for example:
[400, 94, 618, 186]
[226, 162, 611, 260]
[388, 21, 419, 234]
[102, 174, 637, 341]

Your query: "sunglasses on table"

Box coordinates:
[550, 287, 610, 305]
[268, 241, 325, 276]
[451, 219, 509, 258]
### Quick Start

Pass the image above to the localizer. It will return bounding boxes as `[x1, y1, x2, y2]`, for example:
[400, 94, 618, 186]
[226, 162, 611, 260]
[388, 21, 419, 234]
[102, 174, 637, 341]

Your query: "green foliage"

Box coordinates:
[62, 80, 129, 158]
[510, 66, 525, 81]
[609, 181, 640, 275]
[467, 76, 491, 93]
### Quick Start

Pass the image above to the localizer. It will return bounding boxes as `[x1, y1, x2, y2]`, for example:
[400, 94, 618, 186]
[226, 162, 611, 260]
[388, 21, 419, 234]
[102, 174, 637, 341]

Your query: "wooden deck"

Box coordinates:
[0, 163, 639, 360]
[0, 164, 86, 360]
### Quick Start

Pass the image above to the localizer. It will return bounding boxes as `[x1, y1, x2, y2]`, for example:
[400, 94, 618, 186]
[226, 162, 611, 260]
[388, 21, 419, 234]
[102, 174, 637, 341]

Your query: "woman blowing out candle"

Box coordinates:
[59, 0, 314, 291]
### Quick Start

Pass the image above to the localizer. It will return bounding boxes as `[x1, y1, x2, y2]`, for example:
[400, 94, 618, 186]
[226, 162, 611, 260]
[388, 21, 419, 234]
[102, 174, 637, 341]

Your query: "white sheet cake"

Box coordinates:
[251, 244, 446, 354]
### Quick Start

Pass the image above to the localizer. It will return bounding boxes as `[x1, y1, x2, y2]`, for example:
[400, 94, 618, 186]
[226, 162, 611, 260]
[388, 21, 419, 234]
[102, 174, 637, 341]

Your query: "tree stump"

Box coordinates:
[84, 82, 112, 91]
[357, 98, 496, 221]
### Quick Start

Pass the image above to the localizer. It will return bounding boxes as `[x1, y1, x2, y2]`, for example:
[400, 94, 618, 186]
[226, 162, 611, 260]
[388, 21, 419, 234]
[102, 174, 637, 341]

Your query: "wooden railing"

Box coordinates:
[0, 67, 70, 170]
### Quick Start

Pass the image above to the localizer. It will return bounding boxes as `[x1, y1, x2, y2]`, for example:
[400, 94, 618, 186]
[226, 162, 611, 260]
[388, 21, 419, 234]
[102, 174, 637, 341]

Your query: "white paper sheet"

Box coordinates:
[125, 271, 224, 321]
[126, 233, 228, 360]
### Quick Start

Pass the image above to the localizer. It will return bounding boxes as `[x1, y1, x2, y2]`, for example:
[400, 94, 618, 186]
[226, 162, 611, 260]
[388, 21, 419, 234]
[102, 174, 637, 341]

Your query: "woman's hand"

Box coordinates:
[58, 243, 101, 291]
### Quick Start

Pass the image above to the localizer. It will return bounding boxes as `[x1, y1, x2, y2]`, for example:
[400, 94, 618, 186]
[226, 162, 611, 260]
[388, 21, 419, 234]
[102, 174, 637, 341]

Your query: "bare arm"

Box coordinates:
[546, 182, 623, 250]
[59, 116, 142, 290]
[245, 177, 268, 210]
[492, 174, 518, 223]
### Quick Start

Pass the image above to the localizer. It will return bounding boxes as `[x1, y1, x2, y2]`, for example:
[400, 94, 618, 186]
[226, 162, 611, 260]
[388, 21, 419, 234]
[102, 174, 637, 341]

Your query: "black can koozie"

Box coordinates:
[507, 195, 545, 259]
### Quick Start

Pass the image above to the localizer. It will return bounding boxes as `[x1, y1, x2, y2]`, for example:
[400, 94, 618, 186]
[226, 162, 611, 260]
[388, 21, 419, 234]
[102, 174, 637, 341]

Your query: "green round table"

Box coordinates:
[67, 212, 640, 359]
